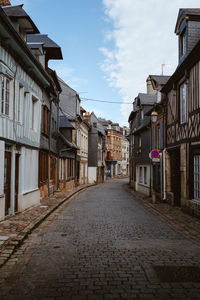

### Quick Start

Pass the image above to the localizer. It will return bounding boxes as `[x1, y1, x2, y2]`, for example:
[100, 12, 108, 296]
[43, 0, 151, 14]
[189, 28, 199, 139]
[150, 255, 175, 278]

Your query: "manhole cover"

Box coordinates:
[152, 265, 200, 282]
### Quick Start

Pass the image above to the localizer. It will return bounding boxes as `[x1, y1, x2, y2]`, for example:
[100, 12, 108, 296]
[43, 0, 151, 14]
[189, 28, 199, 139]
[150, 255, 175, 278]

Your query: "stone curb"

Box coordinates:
[0, 183, 96, 268]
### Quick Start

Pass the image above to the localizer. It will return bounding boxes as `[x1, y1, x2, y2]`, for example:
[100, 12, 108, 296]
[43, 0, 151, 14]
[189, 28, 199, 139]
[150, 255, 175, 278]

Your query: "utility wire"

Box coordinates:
[80, 97, 133, 104]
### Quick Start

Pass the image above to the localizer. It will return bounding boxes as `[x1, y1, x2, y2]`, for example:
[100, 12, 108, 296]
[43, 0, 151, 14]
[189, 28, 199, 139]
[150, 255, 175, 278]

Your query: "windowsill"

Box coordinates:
[23, 188, 39, 195]
[191, 199, 200, 204]
[179, 121, 187, 126]
[1, 114, 10, 119]
[138, 182, 149, 187]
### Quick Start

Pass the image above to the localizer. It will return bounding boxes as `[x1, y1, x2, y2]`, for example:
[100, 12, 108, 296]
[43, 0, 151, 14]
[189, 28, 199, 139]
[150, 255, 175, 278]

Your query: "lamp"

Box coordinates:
[151, 111, 158, 123]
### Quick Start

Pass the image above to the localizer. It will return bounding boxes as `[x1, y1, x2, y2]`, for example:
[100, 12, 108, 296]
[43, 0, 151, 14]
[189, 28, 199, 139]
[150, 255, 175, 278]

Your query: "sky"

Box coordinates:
[11, 0, 200, 126]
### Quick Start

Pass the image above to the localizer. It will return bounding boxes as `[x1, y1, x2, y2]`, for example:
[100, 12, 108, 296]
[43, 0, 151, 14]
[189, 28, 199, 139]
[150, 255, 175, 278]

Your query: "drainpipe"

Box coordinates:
[10, 62, 18, 214]
[48, 96, 52, 196]
[163, 148, 167, 200]
[56, 91, 61, 191]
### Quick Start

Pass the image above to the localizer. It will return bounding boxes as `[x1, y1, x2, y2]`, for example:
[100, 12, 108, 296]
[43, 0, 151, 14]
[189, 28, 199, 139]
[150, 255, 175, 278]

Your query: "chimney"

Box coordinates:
[0, 0, 11, 6]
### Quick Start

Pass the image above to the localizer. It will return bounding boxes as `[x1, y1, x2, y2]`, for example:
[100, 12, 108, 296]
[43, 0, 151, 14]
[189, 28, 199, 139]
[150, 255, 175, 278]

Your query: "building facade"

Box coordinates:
[121, 127, 130, 176]
[161, 9, 200, 217]
[129, 93, 156, 196]
[0, 5, 51, 219]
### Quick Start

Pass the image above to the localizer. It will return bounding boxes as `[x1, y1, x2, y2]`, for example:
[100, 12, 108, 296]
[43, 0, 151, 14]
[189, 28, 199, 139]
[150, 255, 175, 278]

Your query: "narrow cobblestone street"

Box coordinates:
[1, 178, 200, 299]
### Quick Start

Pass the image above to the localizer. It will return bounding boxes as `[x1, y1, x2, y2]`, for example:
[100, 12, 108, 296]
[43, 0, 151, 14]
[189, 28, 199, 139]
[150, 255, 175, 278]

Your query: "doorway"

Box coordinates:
[4, 152, 11, 215]
[15, 154, 19, 212]
[170, 149, 181, 206]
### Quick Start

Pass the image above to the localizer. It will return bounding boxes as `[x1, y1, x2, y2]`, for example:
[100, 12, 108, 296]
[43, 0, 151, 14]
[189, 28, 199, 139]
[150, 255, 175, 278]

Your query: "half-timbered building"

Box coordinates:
[147, 75, 170, 202]
[161, 9, 200, 217]
[0, 5, 52, 219]
[27, 34, 63, 198]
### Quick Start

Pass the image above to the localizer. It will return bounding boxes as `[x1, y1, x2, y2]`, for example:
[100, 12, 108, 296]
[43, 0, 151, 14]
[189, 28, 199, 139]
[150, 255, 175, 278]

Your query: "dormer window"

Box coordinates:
[180, 29, 186, 58]
[140, 109, 144, 120]
[180, 81, 187, 124]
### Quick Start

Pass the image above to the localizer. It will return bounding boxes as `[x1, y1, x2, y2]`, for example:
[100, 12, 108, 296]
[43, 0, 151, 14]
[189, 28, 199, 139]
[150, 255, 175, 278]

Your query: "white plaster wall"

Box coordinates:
[0, 141, 5, 219]
[0, 141, 5, 195]
[0, 195, 5, 221]
[18, 189, 40, 212]
[21, 147, 39, 193]
[88, 167, 97, 183]
[136, 164, 151, 196]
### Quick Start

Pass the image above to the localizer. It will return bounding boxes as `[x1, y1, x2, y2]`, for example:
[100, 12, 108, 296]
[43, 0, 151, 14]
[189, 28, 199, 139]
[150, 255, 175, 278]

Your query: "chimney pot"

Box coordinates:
[0, 0, 11, 6]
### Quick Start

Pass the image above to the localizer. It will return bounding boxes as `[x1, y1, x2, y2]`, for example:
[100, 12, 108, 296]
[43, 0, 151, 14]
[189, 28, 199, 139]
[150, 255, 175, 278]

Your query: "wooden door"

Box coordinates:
[4, 152, 11, 215]
[171, 149, 181, 206]
[15, 154, 19, 212]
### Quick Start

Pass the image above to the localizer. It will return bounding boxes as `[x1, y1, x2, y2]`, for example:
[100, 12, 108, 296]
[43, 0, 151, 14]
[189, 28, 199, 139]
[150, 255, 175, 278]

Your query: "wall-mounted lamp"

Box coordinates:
[151, 111, 158, 123]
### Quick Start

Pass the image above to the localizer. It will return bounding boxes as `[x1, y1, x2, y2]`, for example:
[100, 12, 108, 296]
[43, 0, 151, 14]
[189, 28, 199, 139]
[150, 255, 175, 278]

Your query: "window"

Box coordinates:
[157, 124, 160, 149]
[42, 106, 49, 135]
[39, 151, 48, 185]
[140, 109, 144, 120]
[194, 155, 200, 201]
[180, 29, 186, 58]
[144, 167, 147, 184]
[180, 82, 187, 124]
[17, 84, 24, 123]
[138, 135, 141, 152]
[1, 76, 11, 116]
[139, 167, 143, 183]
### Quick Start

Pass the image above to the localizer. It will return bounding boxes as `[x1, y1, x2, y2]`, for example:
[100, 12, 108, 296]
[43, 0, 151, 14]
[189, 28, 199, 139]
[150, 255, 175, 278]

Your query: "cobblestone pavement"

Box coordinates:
[1, 179, 200, 299]
[0, 184, 95, 266]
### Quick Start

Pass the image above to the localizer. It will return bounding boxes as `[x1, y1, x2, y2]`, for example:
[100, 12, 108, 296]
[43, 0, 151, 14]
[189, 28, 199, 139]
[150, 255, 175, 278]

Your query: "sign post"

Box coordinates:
[149, 150, 160, 162]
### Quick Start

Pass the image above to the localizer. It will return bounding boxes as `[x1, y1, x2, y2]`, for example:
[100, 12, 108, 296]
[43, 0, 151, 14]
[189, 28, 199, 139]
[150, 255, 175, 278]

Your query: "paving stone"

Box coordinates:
[0, 179, 200, 299]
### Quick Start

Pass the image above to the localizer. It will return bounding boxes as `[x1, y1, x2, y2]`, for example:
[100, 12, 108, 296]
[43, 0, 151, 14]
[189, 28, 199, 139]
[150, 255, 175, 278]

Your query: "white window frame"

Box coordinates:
[17, 83, 24, 123]
[139, 166, 143, 183]
[144, 166, 147, 184]
[180, 29, 186, 58]
[180, 82, 187, 124]
[31, 95, 38, 130]
[194, 155, 200, 201]
[1, 76, 11, 116]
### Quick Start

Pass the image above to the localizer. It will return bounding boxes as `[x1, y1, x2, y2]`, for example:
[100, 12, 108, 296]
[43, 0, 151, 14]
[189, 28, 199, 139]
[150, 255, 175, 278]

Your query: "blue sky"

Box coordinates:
[11, 0, 200, 125]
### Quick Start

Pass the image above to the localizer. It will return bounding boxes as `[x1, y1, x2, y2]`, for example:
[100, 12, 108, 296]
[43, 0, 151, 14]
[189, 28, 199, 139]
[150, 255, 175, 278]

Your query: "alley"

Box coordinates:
[1, 178, 200, 300]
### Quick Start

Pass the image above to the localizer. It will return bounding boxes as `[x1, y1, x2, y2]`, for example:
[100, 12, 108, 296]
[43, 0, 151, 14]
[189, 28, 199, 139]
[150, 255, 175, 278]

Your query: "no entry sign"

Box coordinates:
[150, 150, 160, 159]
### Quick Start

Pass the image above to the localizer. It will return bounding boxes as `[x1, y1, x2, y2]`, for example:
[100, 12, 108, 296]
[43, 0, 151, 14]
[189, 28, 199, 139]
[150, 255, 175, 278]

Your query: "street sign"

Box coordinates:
[150, 150, 160, 159]
[152, 158, 160, 163]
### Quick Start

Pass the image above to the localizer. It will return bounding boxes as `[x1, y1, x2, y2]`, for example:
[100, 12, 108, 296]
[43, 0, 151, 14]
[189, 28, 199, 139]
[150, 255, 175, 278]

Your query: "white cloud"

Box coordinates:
[101, 0, 200, 124]
[49, 62, 88, 91]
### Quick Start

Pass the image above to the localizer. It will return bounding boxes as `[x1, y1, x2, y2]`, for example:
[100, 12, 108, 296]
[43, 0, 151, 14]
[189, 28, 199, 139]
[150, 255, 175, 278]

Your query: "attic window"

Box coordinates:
[180, 29, 186, 58]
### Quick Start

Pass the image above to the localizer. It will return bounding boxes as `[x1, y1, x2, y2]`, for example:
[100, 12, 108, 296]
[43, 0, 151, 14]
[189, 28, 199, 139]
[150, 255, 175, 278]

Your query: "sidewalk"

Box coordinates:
[0, 183, 96, 267]
[124, 184, 200, 246]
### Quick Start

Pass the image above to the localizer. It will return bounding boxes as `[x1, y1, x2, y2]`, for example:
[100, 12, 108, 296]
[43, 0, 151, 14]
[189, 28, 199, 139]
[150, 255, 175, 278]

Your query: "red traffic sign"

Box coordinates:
[150, 150, 160, 159]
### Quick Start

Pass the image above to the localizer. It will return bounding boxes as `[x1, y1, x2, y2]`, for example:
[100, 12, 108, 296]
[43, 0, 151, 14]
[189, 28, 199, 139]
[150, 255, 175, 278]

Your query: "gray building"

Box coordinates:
[129, 93, 156, 195]
[85, 112, 106, 183]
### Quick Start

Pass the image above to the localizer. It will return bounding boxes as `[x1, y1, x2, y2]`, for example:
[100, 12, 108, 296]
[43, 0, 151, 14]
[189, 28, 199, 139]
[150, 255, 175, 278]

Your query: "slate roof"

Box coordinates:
[134, 117, 151, 134]
[27, 34, 62, 59]
[97, 121, 106, 136]
[149, 75, 170, 86]
[175, 8, 200, 33]
[59, 115, 74, 129]
[161, 39, 200, 93]
[59, 132, 77, 150]
[137, 93, 157, 105]
[47, 68, 62, 92]
[3, 5, 39, 33]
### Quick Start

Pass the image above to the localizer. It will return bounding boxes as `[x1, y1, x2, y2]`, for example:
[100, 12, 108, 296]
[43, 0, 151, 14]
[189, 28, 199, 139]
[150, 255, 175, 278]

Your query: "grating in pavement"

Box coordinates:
[152, 265, 200, 282]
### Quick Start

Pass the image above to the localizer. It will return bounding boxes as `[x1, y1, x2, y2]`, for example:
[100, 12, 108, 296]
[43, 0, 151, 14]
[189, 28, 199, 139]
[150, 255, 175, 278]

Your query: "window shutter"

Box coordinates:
[160, 121, 163, 150]
[153, 125, 156, 148]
